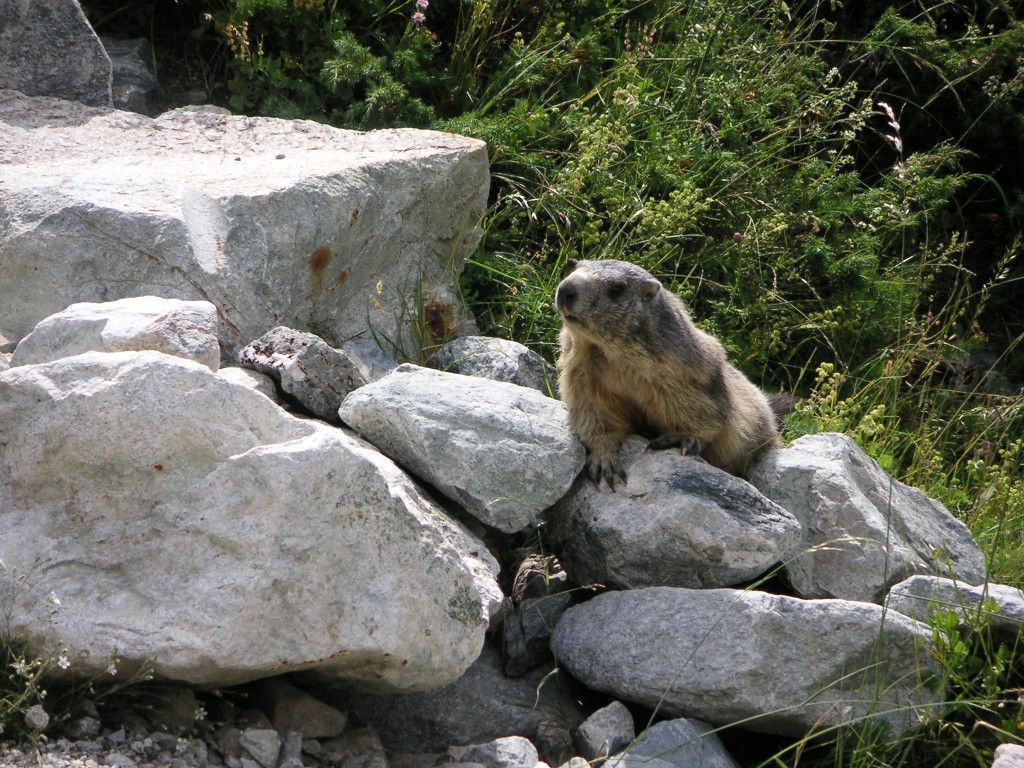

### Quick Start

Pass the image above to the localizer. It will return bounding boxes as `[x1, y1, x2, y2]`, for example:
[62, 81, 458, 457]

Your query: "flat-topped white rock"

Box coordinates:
[11, 296, 220, 370]
[0, 90, 488, 359]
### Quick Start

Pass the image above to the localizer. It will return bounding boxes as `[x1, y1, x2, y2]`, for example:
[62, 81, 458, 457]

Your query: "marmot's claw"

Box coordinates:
[647, 435, 702, 457]
[586, 457, 627, 491]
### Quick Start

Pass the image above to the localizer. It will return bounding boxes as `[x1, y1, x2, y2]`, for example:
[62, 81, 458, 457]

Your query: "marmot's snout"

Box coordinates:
[555, 273, 584, 317]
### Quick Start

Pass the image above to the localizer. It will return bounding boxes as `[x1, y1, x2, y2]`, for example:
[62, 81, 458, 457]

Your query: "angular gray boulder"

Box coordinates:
[607, 719, 739, 768]
[551, 587, 943, 738]
[0, 351, 501, 689]
[0, 91, 487, 359]
[239, 326, 368, 420]
[431, 336, 558, 397]
[11, 296, 221, 371]
[748, 433, 986, 602]
[548, 439, 801, 589]
[339, 365, 585, 533]
[574, 701, 635, 761]
[887, 575, 1024, 636]
[0, 0, 112, 106]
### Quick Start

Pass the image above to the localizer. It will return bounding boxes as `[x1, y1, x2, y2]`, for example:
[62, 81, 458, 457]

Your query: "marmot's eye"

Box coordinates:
[608, 283, 626, 300]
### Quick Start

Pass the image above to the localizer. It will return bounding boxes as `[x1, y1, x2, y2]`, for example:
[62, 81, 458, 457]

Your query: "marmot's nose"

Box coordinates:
[555, 278, 578, 314]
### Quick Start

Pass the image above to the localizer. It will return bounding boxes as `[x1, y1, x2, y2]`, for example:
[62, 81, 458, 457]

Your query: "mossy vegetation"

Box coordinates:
[18, 0, 1024, 762]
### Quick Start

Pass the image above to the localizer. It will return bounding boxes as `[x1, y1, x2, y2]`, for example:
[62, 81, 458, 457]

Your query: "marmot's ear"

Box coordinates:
[642, 276, 661, 301]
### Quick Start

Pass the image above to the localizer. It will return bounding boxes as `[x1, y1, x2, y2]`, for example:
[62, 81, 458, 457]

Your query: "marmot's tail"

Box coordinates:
[766, 392, 796, 430]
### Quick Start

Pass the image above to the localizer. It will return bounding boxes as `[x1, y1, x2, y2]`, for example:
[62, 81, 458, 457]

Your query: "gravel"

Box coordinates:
[0, 729, 217, 768]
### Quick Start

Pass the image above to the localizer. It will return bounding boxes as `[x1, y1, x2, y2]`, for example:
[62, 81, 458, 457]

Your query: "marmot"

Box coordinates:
[555, 259, 783, 487]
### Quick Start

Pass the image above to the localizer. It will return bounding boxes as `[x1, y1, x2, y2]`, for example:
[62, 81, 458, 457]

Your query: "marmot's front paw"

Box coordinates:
[586, 454, 627, 491]
[647, 434, 702, 456]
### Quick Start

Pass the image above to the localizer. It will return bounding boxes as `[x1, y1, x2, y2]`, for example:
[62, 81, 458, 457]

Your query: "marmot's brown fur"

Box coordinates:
[555, 259, 782, 487]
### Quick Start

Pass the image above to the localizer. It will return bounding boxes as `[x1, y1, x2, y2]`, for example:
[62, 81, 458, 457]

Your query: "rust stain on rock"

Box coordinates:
[310, 247, 332, 277]
[334, 267, 351, 289]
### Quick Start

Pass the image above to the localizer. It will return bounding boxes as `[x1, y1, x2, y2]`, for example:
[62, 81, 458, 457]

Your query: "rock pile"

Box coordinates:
[0, 36, 1015, 765]
[0, 291, 1007, 768]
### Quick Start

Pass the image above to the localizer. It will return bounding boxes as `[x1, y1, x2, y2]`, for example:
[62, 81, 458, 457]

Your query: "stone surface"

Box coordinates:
[748, 433, 986, 602]
[502, 591, 575, 677]
[255, 678, 348, 739]
[238, 729, 280, 768]
[101, 37, 157, 114]
[24, 704, 49, 732]
[607, 719, 738, 768]
[339, 365, 585, 533]
[0, 90, 487, 359]
[216, 366, 279, 401]
[239, 326, 367, 420]
[549, 438, 800, 589]
[448, 736, 539, 768]
[993, 743, 1024, 768]
[332, 643, 583, 755]
[11, 296, 221, 370]
[431, 335, 558, 397]
[0, 0, 112, 106]
[887, 575, 1024, 636]
[318, 728, 388, 768]
[0, 351, 501, 689]
[551, 587, 943, 738]
[574, 701, 634, 761]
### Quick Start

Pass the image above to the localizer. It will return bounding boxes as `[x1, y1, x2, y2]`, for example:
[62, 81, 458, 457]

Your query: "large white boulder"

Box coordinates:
[551, 586, 943, 738]
[0, 351, 502, 689]
[0, 91, 488, 358]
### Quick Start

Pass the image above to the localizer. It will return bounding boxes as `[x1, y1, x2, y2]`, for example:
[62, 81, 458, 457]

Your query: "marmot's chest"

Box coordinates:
[588, 348, 725, 437]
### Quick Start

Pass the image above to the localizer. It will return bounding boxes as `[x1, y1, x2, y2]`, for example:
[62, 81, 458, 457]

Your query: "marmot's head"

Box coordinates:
[555, 260, 668, 349]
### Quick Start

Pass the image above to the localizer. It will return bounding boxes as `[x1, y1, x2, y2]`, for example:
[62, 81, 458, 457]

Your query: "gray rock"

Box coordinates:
[255, 678, 348, 739]
[0, 0, 112, 106]
[318, 727, 388, 768]
[449, 736, 539, 768]
[502, 592, 576, 677]
[748, 433, 986, 602]
[339, 365, 585, 533]
[217, 366, 280, 401]
[574, 701, 634, 761]
[887, 575, 1024, 636]
[101, 37, 157, 114]
[11, 296, 221, 370]
[0, 90, 487, 360]
[341, 339, 399, 383]
[0, 351, 502, 689]
[239, 327, 367, 420]
[431, 336, 558, 397]
[24, 704, 49, 731]
[607, 719, 738, 768]
[104, 754, 137, 768]
[549, 438, 801, 589]
[994, 743, 1024, 768]
[239, 729, 281, 768]
[334, 643, 583, 755]
[279, 731, 304, 768]
[67, 716, 103, 739]
[551, 587, 943, 738]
